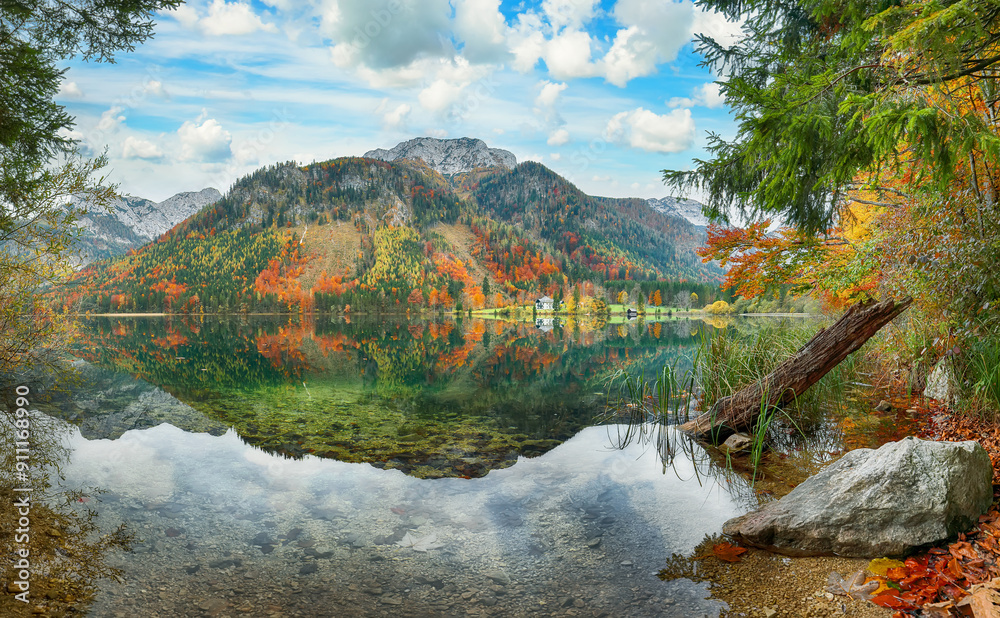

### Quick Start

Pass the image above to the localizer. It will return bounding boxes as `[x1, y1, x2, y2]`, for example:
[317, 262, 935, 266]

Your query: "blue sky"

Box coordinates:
[55, 0, 742, 202]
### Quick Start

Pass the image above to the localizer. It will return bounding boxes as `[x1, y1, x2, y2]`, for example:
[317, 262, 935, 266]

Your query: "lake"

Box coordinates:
[32, 315, 806, 617]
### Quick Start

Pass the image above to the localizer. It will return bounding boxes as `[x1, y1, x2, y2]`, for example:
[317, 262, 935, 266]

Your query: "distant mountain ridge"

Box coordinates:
[646, 196, 711, 228]
[56, 137, 724, 314]
[364, 137, 516, 175]
[73, 188, 221, 265]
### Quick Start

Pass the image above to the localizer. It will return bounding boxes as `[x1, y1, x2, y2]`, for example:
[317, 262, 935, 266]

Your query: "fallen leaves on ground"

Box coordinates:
[712, 542, 748, 563]
[869, 558, 905, 577]
[827, 570, 880, 600]
[854, 389, 1000, 616]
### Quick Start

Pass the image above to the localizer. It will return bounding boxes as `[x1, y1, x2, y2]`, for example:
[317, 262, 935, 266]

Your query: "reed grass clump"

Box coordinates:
[963, 335, 1000, 421]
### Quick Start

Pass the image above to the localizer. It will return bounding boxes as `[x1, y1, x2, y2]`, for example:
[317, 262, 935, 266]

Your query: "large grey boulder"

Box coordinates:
[723, 437, 993, 557]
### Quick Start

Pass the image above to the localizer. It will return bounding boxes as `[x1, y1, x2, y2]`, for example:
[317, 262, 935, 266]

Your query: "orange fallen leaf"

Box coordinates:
[712, 542, 747, 563]
[950, 541, 978, 561]
[948, 557, 965, 580]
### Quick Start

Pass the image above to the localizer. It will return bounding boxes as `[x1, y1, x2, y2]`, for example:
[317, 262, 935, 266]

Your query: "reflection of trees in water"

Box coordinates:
[72, 315, 702, 417]
[65, 315, 708, 463]
[603, 420, 762, 512]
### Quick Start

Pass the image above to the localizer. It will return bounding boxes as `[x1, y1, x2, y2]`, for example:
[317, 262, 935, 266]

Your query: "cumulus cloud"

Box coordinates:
[605, 107, 695, 153]
[325, 0, 451, 72]
[178, 117, 233, 162]
[547, 128, 570, 146]
[535, 80, 568, 107]
[97, 106, 126, 133]
[543, 30, 598, 80]
[454, 0, 509, 63]
[122, 136, 164, 160]
[58, 81, 84, 98]
[602, 0, 695, 87]
[203, 0, 278, 35]
[509, 12, 547, 73]
[173, 0, 278, 35]
[668, 82, 725, 109]
[419, 79, 466, 113]
[382, 102, 411, 128]
[542, 0, 600, 31]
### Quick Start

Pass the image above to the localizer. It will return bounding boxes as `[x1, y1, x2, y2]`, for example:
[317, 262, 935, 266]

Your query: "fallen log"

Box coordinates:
[679, 296, 913, 440]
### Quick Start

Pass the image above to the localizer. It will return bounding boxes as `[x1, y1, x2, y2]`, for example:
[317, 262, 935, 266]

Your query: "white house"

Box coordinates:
[534, 296, 554, 311]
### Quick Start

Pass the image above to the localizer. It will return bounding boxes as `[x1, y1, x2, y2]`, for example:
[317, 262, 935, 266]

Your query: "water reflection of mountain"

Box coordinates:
[58, 316, 706, 478]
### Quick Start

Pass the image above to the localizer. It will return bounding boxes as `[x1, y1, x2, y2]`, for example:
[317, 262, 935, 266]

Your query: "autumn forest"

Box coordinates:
[52, 157, 724, 315]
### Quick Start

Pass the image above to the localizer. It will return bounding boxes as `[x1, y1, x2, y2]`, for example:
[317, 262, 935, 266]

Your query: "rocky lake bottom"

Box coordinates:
[61, 422, 739, 617]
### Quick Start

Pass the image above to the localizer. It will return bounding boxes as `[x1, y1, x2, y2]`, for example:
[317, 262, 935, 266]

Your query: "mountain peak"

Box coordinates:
[647, 196, 710, 228]
[364, 137, 516, 175]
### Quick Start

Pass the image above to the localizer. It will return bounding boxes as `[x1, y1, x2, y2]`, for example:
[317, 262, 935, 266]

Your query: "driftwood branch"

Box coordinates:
[680, 297, 913, 440]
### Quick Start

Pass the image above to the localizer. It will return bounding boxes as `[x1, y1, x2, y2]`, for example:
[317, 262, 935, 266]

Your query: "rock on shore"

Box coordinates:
[724, 437, 993, 557]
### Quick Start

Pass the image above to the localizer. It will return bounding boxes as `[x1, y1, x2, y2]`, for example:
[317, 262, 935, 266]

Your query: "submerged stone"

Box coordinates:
[723, 437, 993, 557]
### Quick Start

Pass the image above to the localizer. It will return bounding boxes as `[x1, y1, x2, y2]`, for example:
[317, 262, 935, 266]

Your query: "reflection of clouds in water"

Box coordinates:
[65, 431, 177, 502]
[62, 421, 744, 564]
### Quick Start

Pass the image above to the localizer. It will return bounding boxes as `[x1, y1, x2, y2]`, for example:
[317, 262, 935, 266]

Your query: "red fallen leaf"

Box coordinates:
[390, 507, 405, 515]
[712, 542, 748, 563]
[871, 591, 915, 610]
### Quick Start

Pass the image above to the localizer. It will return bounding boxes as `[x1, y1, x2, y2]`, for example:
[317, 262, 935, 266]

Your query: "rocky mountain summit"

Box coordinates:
[73, 187, 221, 266]
[364, 137, 517, 175]
[647, 196, 710, 228]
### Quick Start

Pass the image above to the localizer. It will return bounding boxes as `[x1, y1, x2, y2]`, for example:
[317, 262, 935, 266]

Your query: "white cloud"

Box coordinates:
[58, 81, 84, 98]
[547, 128, 570, 146]
[382, 102, 411, 128]
[543, 30, 598, 80]
[122, 136, 164, 160]
[178, 117, 233, 162]
[668, 82, 725, 109]
[170, 4, 200, 28]
[535, 80, 567, 107]
[605, 107, 695, 153]
[97, 106, 126, 133]
[542, 0, 600, 31]
[550, 152, 562, 160]
[454, 0, 509, 63]
[602, 0, 695, 87]
[172, 0, 278, 36]
[426, 128, 448, 138]
[143, 80, 169, 98]
[693, 8, 744, 47]
[523, 153, 544, 162]
[419, 79, 466, 113]
[203, 0, 278, 35]
[509, 13, 547, 73]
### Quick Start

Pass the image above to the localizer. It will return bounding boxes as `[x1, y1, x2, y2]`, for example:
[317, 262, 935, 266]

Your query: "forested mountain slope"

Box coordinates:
[54, 153, 722, 314]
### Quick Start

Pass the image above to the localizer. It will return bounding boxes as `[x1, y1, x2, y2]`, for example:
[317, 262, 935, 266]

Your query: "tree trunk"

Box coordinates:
[679, 297, 913, 440]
